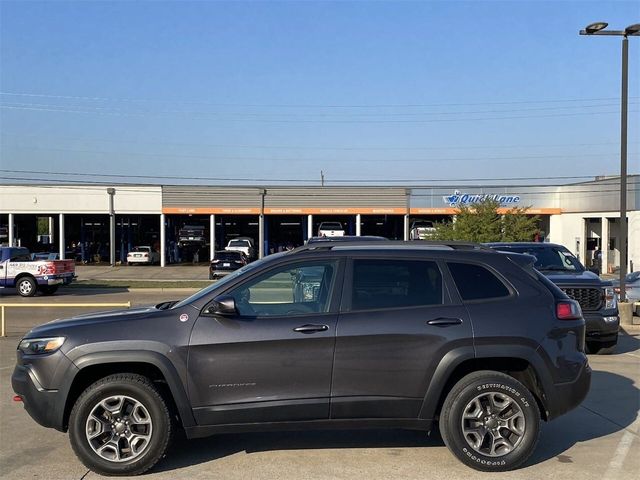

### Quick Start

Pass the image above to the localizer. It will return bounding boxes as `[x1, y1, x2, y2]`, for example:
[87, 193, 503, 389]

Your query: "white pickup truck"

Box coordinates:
[0, 247, 75, 297]
[317, 222, 345, 237]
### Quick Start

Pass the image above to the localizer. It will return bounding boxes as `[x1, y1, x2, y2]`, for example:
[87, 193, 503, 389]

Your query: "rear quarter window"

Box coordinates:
[351, 259, 443, 310]
[447, 262, 510, 301]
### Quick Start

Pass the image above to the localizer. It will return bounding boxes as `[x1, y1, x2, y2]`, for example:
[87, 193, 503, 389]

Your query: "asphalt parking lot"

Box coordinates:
[0, 289, 638, 480]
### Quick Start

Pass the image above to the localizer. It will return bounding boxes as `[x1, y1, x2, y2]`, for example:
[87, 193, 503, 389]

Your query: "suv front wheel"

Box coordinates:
[439, 371, 540, 472]
[69, 373, 172, 476]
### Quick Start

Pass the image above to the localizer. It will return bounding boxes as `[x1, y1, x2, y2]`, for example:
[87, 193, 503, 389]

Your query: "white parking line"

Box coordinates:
[603, 430, 636, 480]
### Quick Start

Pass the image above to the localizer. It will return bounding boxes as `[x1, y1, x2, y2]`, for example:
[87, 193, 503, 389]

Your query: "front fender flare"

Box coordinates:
[65, 346, 195, 428]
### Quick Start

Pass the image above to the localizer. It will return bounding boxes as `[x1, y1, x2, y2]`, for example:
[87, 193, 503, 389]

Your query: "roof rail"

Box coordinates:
[292, 240, 491, 253]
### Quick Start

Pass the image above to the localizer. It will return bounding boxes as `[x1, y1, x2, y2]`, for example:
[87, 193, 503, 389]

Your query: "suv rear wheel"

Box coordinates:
[439, 370, 540, 472]
[69, 373, 172, 476]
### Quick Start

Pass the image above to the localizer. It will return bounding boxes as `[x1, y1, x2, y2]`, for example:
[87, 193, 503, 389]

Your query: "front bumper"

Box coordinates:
[11, 350, 78, 432]
[12, 364, 65, 430]
[584, 310, 619, 344]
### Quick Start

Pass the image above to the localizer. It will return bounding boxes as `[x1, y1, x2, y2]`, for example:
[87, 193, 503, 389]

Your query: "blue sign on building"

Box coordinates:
[443, 191, 521, 207]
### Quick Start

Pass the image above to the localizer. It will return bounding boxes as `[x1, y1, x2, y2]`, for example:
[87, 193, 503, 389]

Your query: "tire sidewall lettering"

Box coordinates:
[475, 382, 530, 408]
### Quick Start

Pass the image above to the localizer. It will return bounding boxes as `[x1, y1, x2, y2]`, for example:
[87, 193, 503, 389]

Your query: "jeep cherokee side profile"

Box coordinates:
[12, 242, 590, 476]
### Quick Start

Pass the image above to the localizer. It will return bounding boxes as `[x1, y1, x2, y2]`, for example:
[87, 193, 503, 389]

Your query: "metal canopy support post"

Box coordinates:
[258, 215, 265, 259]
[601, 217, 610, 274]
[7, 213, 14, 247]
[160, 214, 166, 267]
[107, 188, 116, 266]
[210, 214, 216, 261]
[307, 214, 313, 240]
[58, 213, 65, 260]
[356, 214, 362, 236]
[259, 190, 266, 259]
[404, 214, 410, 241]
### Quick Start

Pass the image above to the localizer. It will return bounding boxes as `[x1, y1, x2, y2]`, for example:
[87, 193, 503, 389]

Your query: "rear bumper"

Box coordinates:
[127, 258, 153, 264]
[36, 274, 74, 286]
[546, 360, 592, 420]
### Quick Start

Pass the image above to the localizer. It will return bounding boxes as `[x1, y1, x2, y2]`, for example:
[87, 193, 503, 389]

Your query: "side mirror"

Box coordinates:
[205, 295, 237, 316]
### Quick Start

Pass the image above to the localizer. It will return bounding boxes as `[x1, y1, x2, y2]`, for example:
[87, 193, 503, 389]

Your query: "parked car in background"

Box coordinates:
[486, 242, 619, 354]
[306, 235, 388, 245]
[612, 271, 640, 302]
[0, 246, 75, 296]
[127, 246, 160, 265]
[178, 225, 206, 248]
[12, 241, 591, 475]
[209, 250, 248, 279]
[225, 237, 255, 259]
[409, 220, 436, 240]
[317, 221, 345, 237]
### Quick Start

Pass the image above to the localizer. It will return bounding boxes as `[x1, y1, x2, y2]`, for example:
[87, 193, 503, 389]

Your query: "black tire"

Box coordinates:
[40, 285, 59, 295]
[439, 370, 540, 472]
[16, 276, 37, 297]
[69, 373, 172, 476]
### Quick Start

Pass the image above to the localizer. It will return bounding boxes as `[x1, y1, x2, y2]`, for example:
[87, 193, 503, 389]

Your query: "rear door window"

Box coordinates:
[350, 259, 443, 310]
[447, 262, 510, 301]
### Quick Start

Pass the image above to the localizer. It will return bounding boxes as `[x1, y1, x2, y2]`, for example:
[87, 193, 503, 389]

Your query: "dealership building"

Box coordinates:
[1, 175, 638, 273]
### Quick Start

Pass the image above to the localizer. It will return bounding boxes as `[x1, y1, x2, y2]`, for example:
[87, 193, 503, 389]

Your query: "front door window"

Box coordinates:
[228, 261, 338, 317]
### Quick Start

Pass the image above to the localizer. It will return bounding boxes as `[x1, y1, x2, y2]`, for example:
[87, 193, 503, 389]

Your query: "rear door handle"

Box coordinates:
[427, 317, 463, 327]
[293, 324, 329, 334]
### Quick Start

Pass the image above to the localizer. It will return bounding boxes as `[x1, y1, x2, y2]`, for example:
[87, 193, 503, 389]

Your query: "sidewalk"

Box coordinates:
[75, 265, 210, 281]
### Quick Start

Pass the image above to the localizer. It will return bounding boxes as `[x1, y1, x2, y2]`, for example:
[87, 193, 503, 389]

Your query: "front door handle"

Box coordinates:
[293, 324, 329, 334]
[427, 317, 463, 327]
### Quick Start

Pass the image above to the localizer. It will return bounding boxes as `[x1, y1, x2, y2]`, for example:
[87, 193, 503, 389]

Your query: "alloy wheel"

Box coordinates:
[85, 395, 153, 463]
[460, 392, 525, 457]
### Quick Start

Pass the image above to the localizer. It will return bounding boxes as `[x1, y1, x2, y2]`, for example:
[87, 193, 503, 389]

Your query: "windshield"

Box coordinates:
[413, 221, 434, 228]
[132, 246, 151, 252]
[320, 222, 342, 229]
[228, 240, 250, 247]
[172, 252, 289, 309]
[626, 272, 640, 282]
[502, 246, 583, 272]
[214, 251, 242, 260]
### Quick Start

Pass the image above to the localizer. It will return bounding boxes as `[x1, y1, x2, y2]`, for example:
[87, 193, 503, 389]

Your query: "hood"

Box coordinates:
[25, 305, 159, 338]
[541, 269, 610, 287]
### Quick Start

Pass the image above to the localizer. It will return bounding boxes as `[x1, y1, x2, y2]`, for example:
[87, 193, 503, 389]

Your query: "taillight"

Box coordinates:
[212, 260, 220, 264]
[234, 260, 243, 264]
[556, 300, 582, 320]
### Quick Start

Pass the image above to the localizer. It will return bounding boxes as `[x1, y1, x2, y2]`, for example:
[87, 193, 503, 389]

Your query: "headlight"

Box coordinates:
[18, 337, 65, 355]
[605, 287, 617, 309]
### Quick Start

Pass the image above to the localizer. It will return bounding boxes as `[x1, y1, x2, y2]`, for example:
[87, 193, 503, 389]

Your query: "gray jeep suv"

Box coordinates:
[12, 242, 590, 475]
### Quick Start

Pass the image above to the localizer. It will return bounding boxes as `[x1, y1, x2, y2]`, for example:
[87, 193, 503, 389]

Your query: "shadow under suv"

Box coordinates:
[12, 242, 590, 476]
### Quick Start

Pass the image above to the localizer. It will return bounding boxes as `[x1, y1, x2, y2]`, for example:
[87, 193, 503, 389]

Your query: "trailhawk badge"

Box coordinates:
[179, 313, 189, 322]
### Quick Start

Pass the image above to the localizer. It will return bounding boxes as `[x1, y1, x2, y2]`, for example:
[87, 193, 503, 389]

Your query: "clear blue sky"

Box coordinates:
[1, 0, 638, 185]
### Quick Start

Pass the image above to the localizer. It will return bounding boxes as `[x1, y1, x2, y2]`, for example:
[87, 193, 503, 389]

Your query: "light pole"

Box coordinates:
[580, 22, 639, 302]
